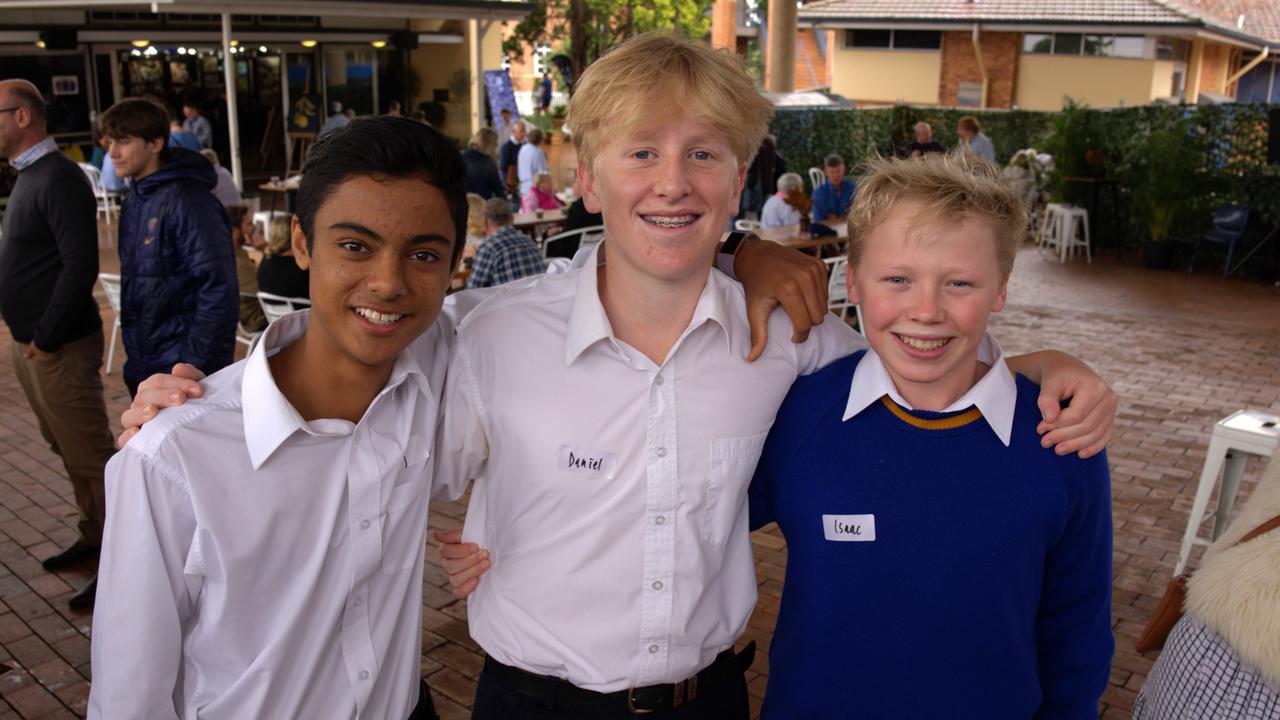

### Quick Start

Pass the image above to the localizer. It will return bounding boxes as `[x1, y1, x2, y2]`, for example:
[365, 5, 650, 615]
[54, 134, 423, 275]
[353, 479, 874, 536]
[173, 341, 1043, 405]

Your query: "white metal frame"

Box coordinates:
[97, 273, 123, 374]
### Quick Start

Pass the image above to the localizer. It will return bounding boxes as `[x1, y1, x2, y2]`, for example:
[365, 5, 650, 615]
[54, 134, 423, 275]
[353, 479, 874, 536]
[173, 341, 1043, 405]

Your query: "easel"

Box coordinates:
[286, 131, 316, 177]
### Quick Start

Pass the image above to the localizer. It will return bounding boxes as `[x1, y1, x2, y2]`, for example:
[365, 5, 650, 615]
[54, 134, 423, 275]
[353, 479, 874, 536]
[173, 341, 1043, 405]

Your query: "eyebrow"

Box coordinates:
[327, 221, 452, 246]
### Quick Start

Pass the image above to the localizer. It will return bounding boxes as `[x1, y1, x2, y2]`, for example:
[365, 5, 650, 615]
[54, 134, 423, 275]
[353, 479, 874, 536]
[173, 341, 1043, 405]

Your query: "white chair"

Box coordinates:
[253, 211, 285, 241]
[808, 167, 825, 192]
[823, 257, 865, 334]
[235, 294, 263, 352]
[543, 224, 604, 258]
[1037, 203, 1069, 260]
[1175, 410, 1280, 575]
[1058, 206, 1091, 263]
[98, 273, 123, 374]
[256, 291, 309, 325]
[544, 257, 572, 274]
[734, 219, 763, 233]
[79, 163, 120, 230]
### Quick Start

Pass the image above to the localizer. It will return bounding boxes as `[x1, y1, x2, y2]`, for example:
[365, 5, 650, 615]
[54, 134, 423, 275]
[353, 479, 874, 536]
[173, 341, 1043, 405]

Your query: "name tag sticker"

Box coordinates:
[823, 514, 876, 542]
[558, 445, 619, 479]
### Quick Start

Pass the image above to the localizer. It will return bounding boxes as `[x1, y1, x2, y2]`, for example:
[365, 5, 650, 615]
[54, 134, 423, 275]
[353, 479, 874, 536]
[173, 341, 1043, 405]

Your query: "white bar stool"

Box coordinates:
[1174, 409, 1280, 575]
[1059, 206, 1091, 263]
[1038, 203, 1069, 260]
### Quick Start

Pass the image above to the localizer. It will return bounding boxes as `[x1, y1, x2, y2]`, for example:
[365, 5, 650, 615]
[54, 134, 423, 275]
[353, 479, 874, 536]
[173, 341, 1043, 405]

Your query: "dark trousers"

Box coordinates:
[408, 678, 438, 720]
[10, 329, 113, 545]
[471, 658, 750, 720]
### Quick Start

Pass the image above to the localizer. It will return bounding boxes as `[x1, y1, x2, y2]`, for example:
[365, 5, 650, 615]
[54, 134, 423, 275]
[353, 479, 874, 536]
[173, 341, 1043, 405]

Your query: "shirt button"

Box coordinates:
[648, 644, 660, 654]
[360, 519, 371, 530]
[654, 375, 665, 386]
[655, 447, 667, 458]
[359, 670, 369, 680]
[655, 515, 666, 525]
[652, 581, 664, 591]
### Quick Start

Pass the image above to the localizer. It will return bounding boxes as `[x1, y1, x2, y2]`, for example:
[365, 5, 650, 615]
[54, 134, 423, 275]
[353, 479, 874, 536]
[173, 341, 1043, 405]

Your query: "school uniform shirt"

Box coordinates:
[435, 244, 869, 692]
[749, 336, 1113, 718]
[89, 310, 450, 720]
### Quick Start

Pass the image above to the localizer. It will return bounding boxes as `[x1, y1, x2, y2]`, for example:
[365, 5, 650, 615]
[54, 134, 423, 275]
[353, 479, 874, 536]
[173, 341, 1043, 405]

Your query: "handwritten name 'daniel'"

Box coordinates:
[566, 452, 605, 472]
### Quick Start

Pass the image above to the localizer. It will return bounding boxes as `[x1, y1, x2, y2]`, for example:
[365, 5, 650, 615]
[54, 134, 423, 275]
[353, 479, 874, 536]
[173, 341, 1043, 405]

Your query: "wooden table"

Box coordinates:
[513, 208, 567, 230]
[259, 177, 302, 215]
[755, 220, 847, 252]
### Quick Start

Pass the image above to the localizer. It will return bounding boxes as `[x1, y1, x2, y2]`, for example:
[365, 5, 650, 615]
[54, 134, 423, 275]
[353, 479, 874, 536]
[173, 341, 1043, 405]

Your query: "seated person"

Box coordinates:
[226, 205, 267, 332]
[256, 215, 310, 303]
[520, 170, 564, 213]
[750, 152, 1113, 718]
[200, 149, 240, 206]
[905, 120, 945, 157]
[167, 120, 202, 152]
[811, 153, 855, 223]
[466, 197, 544, 289]
[761, 172, 805, 227]
[559, 174, 602, 231]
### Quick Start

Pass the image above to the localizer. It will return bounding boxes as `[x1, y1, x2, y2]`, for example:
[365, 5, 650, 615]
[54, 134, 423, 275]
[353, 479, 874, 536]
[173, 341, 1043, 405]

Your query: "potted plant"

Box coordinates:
[1129, 118, 1202, 270]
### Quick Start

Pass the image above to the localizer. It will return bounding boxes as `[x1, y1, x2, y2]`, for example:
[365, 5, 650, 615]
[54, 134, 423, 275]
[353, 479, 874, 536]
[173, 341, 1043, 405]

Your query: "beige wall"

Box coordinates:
[830, 49, 941, 105]
[408, 20, 503, 142]
[1015, 54, 1170, 110]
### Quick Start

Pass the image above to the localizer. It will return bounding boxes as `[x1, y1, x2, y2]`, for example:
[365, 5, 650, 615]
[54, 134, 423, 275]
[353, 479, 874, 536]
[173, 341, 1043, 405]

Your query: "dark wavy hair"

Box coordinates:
[296, 116, 468, 267]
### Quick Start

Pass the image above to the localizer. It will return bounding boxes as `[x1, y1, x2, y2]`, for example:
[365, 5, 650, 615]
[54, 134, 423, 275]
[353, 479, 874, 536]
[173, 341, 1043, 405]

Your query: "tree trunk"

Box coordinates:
[570, 0, 588, 92]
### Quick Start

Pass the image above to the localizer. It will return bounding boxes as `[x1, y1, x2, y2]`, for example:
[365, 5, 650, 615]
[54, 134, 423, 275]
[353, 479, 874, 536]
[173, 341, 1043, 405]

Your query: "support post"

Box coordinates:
[469, 18, 486, 135]
[765, 0, 796, 92]
[221, 12, 242, 192]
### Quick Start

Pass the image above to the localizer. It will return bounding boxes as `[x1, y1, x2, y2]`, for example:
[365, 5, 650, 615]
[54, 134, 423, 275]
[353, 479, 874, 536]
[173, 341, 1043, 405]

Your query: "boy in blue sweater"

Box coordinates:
[749, 153, 1113, 719]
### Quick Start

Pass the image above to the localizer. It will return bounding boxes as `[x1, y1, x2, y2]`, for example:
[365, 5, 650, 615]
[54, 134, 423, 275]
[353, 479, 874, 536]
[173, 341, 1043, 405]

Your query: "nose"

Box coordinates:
[366, 251, 408, 300]
[652, 155, 691, 200]
[909, 285, 944, 323]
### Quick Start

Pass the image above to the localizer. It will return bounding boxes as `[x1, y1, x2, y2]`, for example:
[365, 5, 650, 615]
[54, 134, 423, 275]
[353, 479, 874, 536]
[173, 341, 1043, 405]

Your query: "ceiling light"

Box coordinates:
[35, 40, 45, 49]
[300, 39, 317, 48]
[131, 39, 150, 48]
[371, 40, 387, 48]
[259, 45, 268, 53]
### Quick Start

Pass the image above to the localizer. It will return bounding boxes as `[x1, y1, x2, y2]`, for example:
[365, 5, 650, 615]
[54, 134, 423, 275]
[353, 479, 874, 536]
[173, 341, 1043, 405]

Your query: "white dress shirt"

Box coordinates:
[89, 311, 450, 720]
[842, 333, 1013, 445]
[435, 246, 868, 692]
[760, 193, 801, 228]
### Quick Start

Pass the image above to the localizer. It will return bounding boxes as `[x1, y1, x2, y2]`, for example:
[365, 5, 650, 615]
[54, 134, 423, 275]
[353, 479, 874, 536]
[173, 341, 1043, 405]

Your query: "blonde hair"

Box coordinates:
[465, 193, 486, 238]
[469, 127, 498, 155]
[566, 31, 773, 168]
[265, 215, 294, 257]
[847, 152, 1026, 280]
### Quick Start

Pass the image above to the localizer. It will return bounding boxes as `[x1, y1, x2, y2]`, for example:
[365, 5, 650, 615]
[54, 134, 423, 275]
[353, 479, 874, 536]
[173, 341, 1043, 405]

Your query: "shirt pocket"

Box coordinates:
[702, 431, 770, 546]
[381, 462, 430, 574]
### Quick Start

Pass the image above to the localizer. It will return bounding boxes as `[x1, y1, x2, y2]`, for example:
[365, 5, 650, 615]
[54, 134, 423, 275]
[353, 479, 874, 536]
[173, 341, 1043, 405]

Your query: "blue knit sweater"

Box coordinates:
[749, 351, 1113, 719]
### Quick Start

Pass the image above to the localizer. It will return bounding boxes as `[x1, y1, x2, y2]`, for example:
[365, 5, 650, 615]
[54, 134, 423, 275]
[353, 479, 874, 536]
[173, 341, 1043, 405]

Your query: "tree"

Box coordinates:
[503, 0, 714, 91]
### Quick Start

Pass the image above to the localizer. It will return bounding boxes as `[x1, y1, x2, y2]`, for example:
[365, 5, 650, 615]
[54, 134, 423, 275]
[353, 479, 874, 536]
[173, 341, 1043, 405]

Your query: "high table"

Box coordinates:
[259, 176, 301, 215]
[513, 208, 567, 230]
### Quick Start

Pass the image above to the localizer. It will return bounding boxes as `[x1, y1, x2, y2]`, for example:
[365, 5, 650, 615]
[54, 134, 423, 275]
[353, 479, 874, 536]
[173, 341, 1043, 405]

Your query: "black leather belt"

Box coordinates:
[483, 640, 755, 714]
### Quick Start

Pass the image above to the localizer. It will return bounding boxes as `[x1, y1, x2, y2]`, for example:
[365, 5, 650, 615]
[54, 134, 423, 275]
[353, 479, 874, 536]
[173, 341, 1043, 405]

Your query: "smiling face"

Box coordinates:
[848, 199, 1008, 411]
[579, 113, 745, 285]
[291, 174, 456, 372]
[107, 134, 165, 180]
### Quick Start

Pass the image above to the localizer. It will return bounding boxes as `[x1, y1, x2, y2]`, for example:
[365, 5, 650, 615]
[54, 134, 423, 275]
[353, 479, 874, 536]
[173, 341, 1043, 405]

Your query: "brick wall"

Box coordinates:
[794, 29, 829, 89]
[938, 30, 1020, 109]
[1197, 41, 1240, 96]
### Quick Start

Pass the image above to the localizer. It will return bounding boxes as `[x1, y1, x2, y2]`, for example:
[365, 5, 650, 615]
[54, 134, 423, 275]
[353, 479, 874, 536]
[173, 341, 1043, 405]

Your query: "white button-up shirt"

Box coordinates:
[89, 311, 449, 719]
[435, 247, 867, 691]
[842, 333, 1013, 445]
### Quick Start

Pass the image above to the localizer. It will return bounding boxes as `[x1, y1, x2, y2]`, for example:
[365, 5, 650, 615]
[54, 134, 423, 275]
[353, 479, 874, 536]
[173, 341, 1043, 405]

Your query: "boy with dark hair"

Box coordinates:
[89, 116, 465, 719]
[101, 97, 238, 396]
[750, 152, 1113, 718]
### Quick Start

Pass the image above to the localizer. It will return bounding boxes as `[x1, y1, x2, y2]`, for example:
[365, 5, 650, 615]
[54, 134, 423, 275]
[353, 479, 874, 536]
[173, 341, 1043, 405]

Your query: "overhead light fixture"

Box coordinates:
[144, 46, 158, 56]
[371, 40, 387, 48]
[35, 40, 45, 49]
[130, 39, 150, 48]
[229, 39, 239, 47]
[131, 49, 141, 56]
[177, 47, 187, 54]
[300, 39, 317, 48]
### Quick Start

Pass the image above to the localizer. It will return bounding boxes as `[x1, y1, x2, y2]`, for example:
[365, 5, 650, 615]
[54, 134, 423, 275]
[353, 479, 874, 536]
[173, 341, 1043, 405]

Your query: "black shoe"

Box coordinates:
[41, 542, 100, 572]
[68, 577, 96, 611]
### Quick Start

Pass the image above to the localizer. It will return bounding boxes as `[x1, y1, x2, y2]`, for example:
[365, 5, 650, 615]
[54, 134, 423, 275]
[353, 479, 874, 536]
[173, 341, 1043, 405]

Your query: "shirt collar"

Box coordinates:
[842, 333, 1016, 446]
[563, 243, 736, 365]
[11, 137, 58, 171]
[242, 310, 434, 468]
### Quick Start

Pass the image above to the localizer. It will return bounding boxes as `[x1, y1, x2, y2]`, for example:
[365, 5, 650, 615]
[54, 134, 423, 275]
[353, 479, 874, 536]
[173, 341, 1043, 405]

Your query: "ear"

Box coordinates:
[991, 279, 1008, 313]
[846, 262, 862, 305]
[291, 216, 311, 271]
[146, 136, 166, 156]
[579, 159, 602, 214]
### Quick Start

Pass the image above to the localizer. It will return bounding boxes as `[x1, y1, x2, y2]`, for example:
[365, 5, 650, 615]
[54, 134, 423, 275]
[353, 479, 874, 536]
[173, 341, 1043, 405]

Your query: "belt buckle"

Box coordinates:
[626, 688, 655, 715]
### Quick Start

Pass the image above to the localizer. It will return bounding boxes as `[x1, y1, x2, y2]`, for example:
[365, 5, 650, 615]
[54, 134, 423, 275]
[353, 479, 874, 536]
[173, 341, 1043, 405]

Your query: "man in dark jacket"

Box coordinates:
[463, 127, 504, 199]
[498, 119, 524, 199]
[0, 79, 115, 610]
[101, 97, 237, 396]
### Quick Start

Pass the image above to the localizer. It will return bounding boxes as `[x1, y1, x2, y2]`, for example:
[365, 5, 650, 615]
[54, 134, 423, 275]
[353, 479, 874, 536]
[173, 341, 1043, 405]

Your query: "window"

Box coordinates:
[1083, 35, 1110, 56]
[844, 29, 940, 50]
[1111, 36, 1146, 58]
[1023, 33, 1052, 54]
[1156, 37, 1190, 62]
[1053, 33, 1083, 55]
[893, 30, 942, 49]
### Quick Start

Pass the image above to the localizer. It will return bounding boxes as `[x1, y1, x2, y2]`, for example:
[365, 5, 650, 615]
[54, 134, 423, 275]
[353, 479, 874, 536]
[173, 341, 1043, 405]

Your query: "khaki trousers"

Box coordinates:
[10, 329, 113, 545]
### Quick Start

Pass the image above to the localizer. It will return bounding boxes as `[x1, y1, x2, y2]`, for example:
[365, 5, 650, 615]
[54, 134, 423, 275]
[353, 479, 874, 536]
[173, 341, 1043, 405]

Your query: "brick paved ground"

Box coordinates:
[0, 239, 1276, 718]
